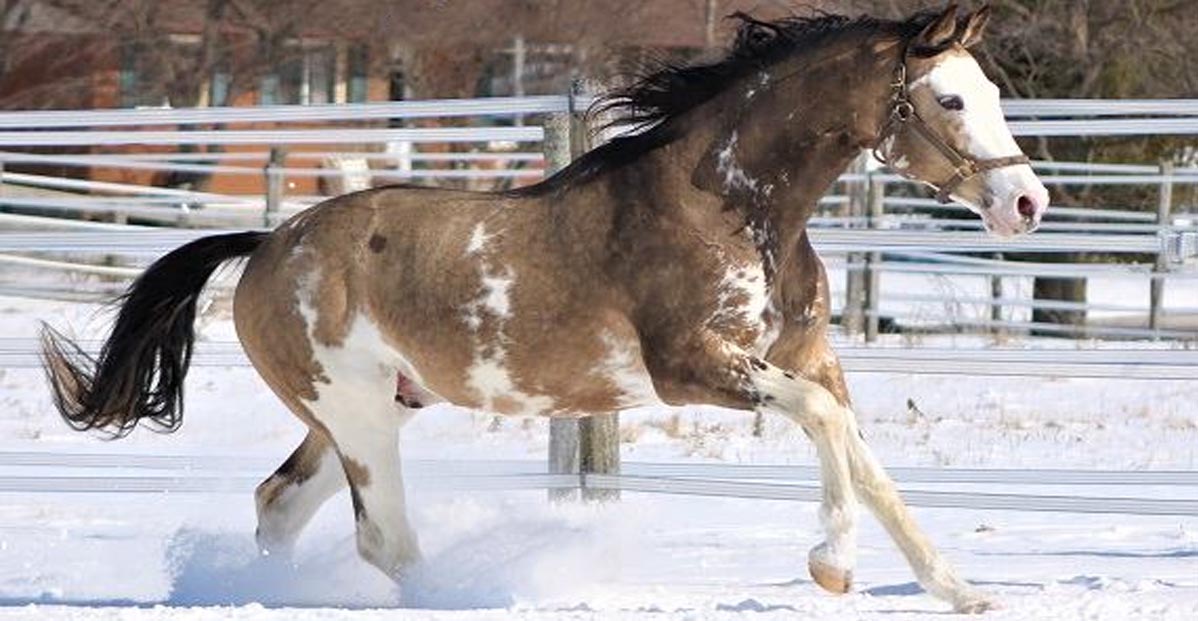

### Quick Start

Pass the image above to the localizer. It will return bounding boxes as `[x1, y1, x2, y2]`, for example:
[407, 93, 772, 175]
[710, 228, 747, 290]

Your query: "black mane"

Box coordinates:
[511, 10, 944, 197]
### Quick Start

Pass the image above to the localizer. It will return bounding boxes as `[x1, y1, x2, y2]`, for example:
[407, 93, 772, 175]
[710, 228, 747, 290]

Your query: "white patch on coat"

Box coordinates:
[716, 131, 759, 194]
[714, 261, 779, 354]
[293, 267, 436, 411]
[461, 226, 513, 329]
[466, 222, 490, 255]
[745, 71, 771, 100]
[756, 300, 782, 357]
[465, 358, 554, 414]
[596, 331, 661, 408]
[478, 270, 513, 320]
[459, 226, 556, 415]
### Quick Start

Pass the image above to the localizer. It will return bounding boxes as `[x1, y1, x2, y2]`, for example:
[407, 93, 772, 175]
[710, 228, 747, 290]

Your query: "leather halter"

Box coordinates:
[872, 51, 1030, 204]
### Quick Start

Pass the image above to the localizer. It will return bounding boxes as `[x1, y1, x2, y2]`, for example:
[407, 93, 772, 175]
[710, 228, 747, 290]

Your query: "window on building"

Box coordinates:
[348, 44, 369, 103]
[259, 43, 336, 105]
[119, 41, 168, 108]
[209, 70, 231, 106]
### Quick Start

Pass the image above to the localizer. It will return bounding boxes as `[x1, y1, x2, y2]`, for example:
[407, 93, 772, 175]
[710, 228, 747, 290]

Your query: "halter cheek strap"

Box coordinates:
[872, 54, 1029, 204]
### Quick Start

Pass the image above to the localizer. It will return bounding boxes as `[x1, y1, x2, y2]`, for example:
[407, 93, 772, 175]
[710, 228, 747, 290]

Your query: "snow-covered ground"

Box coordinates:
[1, 293, 1196, 620]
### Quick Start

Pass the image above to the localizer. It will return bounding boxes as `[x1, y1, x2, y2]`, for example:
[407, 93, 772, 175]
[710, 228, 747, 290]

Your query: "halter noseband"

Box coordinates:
[871, 49, 1029, 204]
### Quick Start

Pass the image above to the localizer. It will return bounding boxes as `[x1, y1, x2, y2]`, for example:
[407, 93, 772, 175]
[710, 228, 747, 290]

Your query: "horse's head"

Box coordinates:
[874, 5, 1049, 237]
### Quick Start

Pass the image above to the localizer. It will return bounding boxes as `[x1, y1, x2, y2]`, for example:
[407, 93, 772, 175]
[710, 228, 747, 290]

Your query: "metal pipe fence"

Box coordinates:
[0, 96, 1195, 342]
[1, 337, 1193, 379]
[1, 452, 1194, 516]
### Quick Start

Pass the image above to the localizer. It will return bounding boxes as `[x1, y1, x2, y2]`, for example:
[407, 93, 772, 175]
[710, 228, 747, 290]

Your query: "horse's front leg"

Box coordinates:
[841, 413, 997, 612]
[743, 355, 858, 594]
[677, 335, 860, 593]
[775, 342, 997, 613]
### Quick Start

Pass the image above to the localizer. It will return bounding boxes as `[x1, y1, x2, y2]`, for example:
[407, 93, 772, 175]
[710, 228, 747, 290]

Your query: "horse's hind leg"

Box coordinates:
[301, 355, 422, 579]
[331, 412, 421, 579]
[255, 429, 345, 555]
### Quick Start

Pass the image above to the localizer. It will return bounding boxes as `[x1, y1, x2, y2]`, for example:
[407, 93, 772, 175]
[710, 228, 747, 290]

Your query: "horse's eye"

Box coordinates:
[937, 95, 965, 111]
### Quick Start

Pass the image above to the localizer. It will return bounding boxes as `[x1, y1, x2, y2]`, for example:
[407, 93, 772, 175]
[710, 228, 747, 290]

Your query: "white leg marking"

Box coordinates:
[750, 358, 992, 609]
[843, 421, 997, 612]
[747, 362, 857, 591]
[255, 443, 344, 554]
[293, 273, 426, 578]
[338, 423, 421, 579]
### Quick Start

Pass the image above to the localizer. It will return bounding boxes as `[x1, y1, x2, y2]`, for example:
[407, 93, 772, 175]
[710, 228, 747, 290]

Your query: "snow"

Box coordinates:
[0, 292, 1196, 620]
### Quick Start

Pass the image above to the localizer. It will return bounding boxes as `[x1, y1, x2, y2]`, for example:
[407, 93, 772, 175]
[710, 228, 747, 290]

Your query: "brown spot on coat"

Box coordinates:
[342, 457, 372, 489]
[368, 234, 387, 253]
[255, 431, 331, 510]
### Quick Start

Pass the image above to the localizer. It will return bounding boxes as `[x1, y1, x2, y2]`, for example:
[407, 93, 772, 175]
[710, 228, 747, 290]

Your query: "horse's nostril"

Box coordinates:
[1016, 195, 1038, 220]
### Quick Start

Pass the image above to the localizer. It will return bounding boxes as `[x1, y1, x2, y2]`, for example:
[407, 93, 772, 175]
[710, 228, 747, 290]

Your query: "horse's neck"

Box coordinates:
[631, 80, 867, 279]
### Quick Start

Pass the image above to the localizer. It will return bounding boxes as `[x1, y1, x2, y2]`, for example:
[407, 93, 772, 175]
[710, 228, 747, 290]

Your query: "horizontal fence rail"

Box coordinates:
[0, 96, 578, 128]
[1, 96, 1197, 126]
[0, 227, 1180, 256]
[4, 452, 1197, 486]
[1, 338, 1194, 379]
[582, 474, 1198, 516]
[0, 126, 544, 147]
[1, 453, 1194, 516]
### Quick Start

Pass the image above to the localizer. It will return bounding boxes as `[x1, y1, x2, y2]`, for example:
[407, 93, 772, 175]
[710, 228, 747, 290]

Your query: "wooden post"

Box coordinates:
[544, 90, 620, 502]
[842, 153, 869, 336]
[864, 173, 884, 343]
[580, 415, 620, 502]
[263, 147, 285, 228]
[1150, 161, 1173, 335]
[989, 258, 1004, 339]
[512, 35, 526, 126]
[543, 113, 579, 502]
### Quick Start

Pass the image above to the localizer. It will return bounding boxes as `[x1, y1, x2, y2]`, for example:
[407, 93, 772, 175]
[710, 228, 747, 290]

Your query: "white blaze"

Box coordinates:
[911, 53, 1049, 236]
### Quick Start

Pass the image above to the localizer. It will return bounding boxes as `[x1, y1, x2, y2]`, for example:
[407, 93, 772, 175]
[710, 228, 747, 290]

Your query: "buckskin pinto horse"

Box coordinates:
[42, 4, 1048, 613]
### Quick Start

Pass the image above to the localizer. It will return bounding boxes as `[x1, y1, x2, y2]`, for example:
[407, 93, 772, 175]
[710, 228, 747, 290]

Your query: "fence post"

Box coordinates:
[989, 256, 1004, 339]
[568, 80, 621, 502]
[263, 147, 285, 228]
[543, 87, 620, 503]
[542, 112, 580, 502]
[864, 173, 884, 343]
[842, 152, 869, 336]
[1149, 160, 1173, 335]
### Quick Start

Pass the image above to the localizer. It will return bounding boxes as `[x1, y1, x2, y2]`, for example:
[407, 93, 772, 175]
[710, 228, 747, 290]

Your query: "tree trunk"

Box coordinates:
[1031, 263, 1087, 337]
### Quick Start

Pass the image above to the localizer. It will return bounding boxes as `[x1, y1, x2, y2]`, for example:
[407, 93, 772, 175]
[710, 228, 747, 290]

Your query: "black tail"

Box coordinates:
[41, 231, 268, 437]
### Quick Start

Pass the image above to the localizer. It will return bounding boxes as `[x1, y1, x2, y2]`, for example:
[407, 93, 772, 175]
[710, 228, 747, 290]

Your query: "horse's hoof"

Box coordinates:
[808, 557, 853, 594]
[953, 593, 1001, 614]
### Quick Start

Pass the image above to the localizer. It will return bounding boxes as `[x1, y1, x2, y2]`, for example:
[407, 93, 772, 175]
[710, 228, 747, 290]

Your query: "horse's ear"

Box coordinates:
[959, 5, 992, 48]
[915, 4, 959, 50]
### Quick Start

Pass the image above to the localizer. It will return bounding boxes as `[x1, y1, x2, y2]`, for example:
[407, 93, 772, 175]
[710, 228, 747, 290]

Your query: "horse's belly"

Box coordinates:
[404, 326, 662, 417]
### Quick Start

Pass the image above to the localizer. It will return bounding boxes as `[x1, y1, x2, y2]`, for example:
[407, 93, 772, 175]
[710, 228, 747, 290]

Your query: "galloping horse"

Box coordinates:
[43, 5, 1047, 613]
